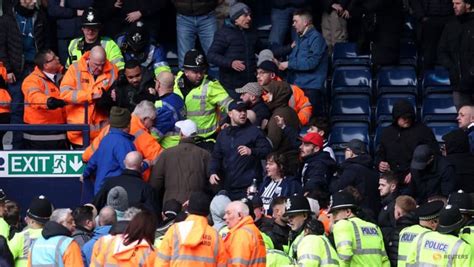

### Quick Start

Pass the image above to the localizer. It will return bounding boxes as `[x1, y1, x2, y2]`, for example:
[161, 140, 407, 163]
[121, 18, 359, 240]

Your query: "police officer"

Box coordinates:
[283, 195, 313, 259]
[173, 49, 233, 151]
[406, 204, 472, 266]
[329, 191, 389, 267]
[66, 7, 124, 70]
[397, 200, 444, 267]
[116, 22, 171, 76]
[9, 195, 53, 267]
[448, 190, 474, 255]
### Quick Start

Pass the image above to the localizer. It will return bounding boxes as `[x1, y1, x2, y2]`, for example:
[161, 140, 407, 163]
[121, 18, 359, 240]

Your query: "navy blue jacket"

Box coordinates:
[299, 150, 336, 193]
[210, 122, 272, 199]
[208, 20, 264, 92]
[47, 0, 93, 39]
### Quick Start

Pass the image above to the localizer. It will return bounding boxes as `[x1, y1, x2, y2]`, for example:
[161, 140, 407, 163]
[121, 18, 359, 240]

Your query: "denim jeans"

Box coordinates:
[176, 11, 217, 68]
[269, 7, 297, 47]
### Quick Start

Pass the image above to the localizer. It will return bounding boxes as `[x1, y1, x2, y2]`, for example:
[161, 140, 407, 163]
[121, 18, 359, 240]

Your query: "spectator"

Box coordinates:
[306, 116, 335, 160]
[439, 0, 474, 108]
[410, 0, 453, 70]
[0, 190, 8, 239]
[210, 192, 232, 235]
[236, 82, 271, 128]
[116, 22, 170, 76]
[375, 99, 438, 185]
[107, 187, 129, 221]
[81, 206, 116, 266]
[172, 0, 219, 69]
[456, 105, 474, 153]
[208, 2, 264, 99]
[277, 9, 328, 116]
[0, 0, 48, 149]
[298, 132, 336, 194]
[264, 80, 300, 173]
[9, 195, 53, 267]
[0, 64, 10, 151]
[258, 152, 302, 214]
[256, 57, 312, 126]
[263, 196, 290, 251]
[209, 101, 272, 200]
[112, 60, 157, 112]
[157, 192, 228, 266]
[93, 152, 159, 214]
[92, 210, 157, 266]
[151, 119, 211, 205]
[81, 106, 136, 198]
[66, 7, 124, 70]
[386, 195, 418, 266]
[21, 49, 68, 150]
[410, 144, 457, 203]
[173, 49, 233, 150]
[153, 71, 185, 149]
[155, 199, 182, 238]
[443, 129, 474, 192]
[268, 0, 308, 47]
[377, 172, 399, 243]
[3, 200, 21, 239]
[71, 205, 95, 247]
[60, 46, 119, 148]
[321, 0, 349, 53]
[47, 0, 93, 64]
[330, 139, 380, 216]
[28, 209, 84, 266]
[251, 197, 274, 232]
[223, 201, 266, 265]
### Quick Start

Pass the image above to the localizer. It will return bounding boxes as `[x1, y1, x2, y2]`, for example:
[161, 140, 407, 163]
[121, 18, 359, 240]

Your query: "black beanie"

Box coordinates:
[187, 192, 211, 216]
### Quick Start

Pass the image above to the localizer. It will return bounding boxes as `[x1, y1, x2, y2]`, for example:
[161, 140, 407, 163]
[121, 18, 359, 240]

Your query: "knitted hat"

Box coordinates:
[163, 199, 182, 218]
[188, 192, 211, 216]
[235, 82, 263, 96]
[229, 2, 251, 22]
[257, 49, 275, 66]
[26, 195, 53, 224]
[257, 60, 278, 74]
[109, 106, 131, 128]
[107, 186, 129, 212]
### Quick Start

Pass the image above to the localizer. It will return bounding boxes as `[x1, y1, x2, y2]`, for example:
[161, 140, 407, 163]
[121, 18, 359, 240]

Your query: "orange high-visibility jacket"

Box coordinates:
[275, 76, 312, 125]
[156, 214, 228, 267]
[91, 234, 156, 267]
[59, 51, 118, 146]
[0, 62, 11, 114]
[224, 216, 266, 267]
[82, 115, 162, 181]
[22, 66, 66, 124]
[27, 239, 84, 267]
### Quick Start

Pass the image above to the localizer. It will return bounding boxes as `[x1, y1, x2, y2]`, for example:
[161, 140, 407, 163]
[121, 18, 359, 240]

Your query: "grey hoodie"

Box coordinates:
[210, 194, 231, 232]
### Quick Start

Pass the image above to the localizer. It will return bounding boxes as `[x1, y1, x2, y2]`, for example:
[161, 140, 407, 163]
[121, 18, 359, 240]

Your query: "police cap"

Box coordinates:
[416, 200, 444, 221]
[82, 7, 101, 28]
[437, 204, 465, 234]
[27, 195, 53, 224]
[283, 195, 312, 216]
[183, 49, 208, 71]
[328, 191, 357, 214]
[448, 190, 474, 215]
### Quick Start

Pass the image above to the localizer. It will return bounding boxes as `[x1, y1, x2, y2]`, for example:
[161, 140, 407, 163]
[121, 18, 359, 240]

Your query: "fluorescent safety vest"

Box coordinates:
[397, 224, 432, 267]
[30, 235, 73, 267]
[9, 228, 42, 267]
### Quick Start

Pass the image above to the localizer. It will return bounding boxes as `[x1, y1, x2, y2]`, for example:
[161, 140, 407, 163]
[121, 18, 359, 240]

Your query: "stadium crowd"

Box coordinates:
[1, 0, 474, 266]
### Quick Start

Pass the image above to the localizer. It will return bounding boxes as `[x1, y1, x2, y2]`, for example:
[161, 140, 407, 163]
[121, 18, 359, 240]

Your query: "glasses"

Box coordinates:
[45, 55, 59, 63]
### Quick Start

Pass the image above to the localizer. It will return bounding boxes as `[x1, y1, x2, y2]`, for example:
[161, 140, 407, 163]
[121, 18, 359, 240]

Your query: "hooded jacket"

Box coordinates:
[299, 150, 336, 193]
[375, 100, 438, 176]
[330, 154, 381, 216]
[443, 129, 474, 193]
[210, 194, 232, 232]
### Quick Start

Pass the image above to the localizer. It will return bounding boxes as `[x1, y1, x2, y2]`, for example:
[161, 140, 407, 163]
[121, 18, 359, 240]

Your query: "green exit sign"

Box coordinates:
[0, 151, 84, 177]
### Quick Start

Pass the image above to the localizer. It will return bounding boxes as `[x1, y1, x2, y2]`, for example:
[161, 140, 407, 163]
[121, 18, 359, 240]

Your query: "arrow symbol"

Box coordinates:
[69, 156, 82, 172]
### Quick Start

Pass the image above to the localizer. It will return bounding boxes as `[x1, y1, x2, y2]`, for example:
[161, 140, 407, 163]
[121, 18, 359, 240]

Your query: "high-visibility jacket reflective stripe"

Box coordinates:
[296, 234, 340, 266]
[265, 249, 293, 267]
[397, 225, 431, 267]
[30, 236, 73, 267]
[67, 38, 124, 70]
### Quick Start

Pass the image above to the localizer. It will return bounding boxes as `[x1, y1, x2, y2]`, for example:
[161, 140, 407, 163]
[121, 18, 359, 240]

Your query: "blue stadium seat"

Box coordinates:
[376, 94, 416, 124]
[373, 122, 391, 153]
[422, 94, 457, 123]
[426, 122, 459, 143]
[331, 66, 372, 96]
[332, 43, 371, 68]
[399, 42, 417, 67]
[331, 95, 371, 125]
[422, 67, 451, 96]
[376, 66, 417, 96]
[329, 123, 370, 164]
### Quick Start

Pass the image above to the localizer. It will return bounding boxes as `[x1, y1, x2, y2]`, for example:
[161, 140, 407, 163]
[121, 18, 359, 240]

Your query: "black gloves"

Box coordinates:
[46, 97, 66, 110]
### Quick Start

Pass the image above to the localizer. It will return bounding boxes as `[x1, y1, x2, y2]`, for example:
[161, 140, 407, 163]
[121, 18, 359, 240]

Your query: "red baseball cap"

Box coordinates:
[301, 132, 323, 148]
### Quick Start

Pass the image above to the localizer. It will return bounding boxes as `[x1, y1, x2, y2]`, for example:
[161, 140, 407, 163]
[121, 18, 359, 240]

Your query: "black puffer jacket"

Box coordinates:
[386, 212, 418, 267]
[208, 20, 263, 93]
[378, 191, 398, 244]
[443, 129, 474, 193]
[375, 100, 438, 177]
[172, 0, 218, 16]
[0, 5, 47, 75]
[299, 151, 337, 193]
[330, 154, 381, 216]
